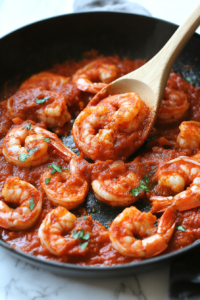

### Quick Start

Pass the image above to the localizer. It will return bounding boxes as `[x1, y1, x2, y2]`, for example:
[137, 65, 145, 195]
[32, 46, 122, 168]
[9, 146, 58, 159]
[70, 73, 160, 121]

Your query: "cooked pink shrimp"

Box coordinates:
[19, 72, 80, 107]
[91, 160, 142, 207]
[3, 124, 50, 167]
[38, 206, 77, 256]
[109, 206, 176, 258]
[0, 177, 42, 230]
[72, 60, 119, 93]
[72, 93, 148, 160]
[177, 121, 200, 151]
[7, 87, 71, 128]
[3, 123, 78, 167]
[40, 169, 89, 209]
[150, 156, 200, 213]
[156, 87, 189, 124]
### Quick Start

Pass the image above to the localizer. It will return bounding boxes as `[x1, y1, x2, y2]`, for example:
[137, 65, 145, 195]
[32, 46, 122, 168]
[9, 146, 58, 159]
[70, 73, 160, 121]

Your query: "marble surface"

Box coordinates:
[0, 1, 199, 299]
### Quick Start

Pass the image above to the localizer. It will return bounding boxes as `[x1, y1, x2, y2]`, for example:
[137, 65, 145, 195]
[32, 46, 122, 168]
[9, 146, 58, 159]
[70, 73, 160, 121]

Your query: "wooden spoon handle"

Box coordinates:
[127, 3, 200, 108]
[153, 3, 200, 85]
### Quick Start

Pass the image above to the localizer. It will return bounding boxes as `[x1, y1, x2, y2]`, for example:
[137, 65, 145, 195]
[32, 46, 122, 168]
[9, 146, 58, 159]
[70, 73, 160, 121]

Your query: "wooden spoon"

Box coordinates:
[91, 4, 200, 152]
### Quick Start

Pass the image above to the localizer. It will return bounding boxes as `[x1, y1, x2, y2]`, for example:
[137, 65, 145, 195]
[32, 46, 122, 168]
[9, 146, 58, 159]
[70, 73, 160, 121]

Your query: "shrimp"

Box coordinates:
[19, 72, 80, 107]
[7, 87, 71, 128]
[91, 160, 142, 207]
[156, 87, 189, 124]
[38, 206, 77, 256]
[72, 93, 148, 160]
[0, 177, 42, 230]
[3, 124, 50, 167]
[150, 156, 200, 213]
[72, 60, 119, 94]
[40, 169, 89, 209]
[3, 122, 77, 167]
[109, 206, 176, 258]
[177, 121, 200, 151]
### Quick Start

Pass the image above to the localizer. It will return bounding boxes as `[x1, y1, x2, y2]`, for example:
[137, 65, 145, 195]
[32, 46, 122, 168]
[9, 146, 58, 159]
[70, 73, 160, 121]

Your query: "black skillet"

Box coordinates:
[1, 12, 200, 278]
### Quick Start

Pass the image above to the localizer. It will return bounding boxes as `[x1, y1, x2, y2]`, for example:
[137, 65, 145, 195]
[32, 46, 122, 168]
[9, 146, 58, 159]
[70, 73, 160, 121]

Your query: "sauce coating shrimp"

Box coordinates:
[3, 124, 50, 167]
[109, 206, 176, 258]
[156, 87, 189, 124]
[19, 71, 80, 107]
[72, 93, 148, 160]
[72, 60, 119, 94]
[40, 169, 89, 209]
[91, 160, 142, 207]
[151, 156, 200, 213]
[38, 206, 77, 256]
[177, 121, 200, 151]
[0, 177, 42, 230]
[7, 87, 71, 128]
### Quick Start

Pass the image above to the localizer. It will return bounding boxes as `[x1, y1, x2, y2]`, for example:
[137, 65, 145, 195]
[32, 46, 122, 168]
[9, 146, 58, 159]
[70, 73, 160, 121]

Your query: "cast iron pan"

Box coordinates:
[1, 12, 200, 278]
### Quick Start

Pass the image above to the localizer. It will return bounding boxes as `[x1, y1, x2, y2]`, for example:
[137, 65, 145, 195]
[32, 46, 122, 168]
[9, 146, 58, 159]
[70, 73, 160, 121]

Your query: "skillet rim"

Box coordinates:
[1, 11, 200, 276]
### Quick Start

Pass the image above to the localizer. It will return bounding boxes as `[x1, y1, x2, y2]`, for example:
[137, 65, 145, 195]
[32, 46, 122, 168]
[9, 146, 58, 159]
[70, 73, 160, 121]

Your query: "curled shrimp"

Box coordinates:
[3, 124, 50, 167]
[177, 121, 200, 151]
[156, 87, 189, 124]
[109, 206, 176, 258]
[150, 156, 200, 213]
[0, 177, 42, 230]
[40, 169, 89, 209]
[72, 60, 119, 94]
[38, 206, 77, 256]
[7, 87, 71, 128]
[19, 71, 80, 107]
[91, 160, 142, 207]
[3, 123, 77, 168]
[72, 93, 148, 160]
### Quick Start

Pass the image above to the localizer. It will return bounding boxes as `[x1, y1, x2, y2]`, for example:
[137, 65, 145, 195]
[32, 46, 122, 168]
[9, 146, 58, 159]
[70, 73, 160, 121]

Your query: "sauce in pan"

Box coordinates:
[0, 52, 200, 265]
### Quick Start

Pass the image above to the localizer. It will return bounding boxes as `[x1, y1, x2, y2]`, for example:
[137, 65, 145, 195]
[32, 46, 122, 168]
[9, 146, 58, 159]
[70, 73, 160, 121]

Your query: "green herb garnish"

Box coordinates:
[18, 153, 30, 162]
[44, 138, 51, 143]
[72, 230, 90, 249]
[80, 241, 89, 250]
[83, 232, 90, 240]
[29, 198, 35, 211]
[18, 147, 39, 162]
[49, 164, 64, 174]
[91, 207, 96, 213]
[129, 174, 151, 197]
[176, 226, 186, 232]
[72, 231, 80, 239]
[35, 96, 50, 104]
[24, 124, 32, 130]
[45, 178, 51, 185]
[28, 146, 39, 156]
[84, 216, 87, 220]
[186, 76, 191, 82]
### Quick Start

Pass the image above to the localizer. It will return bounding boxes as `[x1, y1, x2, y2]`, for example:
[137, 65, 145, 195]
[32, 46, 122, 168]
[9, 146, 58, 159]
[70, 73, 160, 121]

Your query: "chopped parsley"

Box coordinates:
[18, 153, 29, 163]
[24, 124, 32, 130]
[84, 216, 87, 220]
[29, 198, 35, 211]
[35, 96, 50, 104]
[176, 226, 186, 232]
[18, 147, 39, 162]
[185, 75, 197, 85]
[72, 229, 90, 249]
[129, 174, 151, 197]
[80, 241, 89, 250]
[28, 146, 39, 156]
[49, 164, 64, 174]
[44, 138, 51, 143]
[45, 178, 51, 185]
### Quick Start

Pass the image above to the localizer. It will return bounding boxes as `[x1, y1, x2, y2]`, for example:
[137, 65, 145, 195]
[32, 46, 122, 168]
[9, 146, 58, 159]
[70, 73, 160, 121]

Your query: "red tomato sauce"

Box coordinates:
[0, 53, 200, 266]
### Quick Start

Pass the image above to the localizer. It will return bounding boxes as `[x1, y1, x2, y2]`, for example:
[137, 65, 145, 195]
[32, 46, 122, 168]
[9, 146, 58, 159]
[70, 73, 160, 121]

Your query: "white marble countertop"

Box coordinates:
[0, 1, 199, 299]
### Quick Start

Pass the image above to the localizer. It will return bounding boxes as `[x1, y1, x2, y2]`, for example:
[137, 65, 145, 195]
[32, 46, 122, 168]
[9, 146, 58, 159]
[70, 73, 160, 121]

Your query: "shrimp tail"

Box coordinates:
[150, 196, 173, 213]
